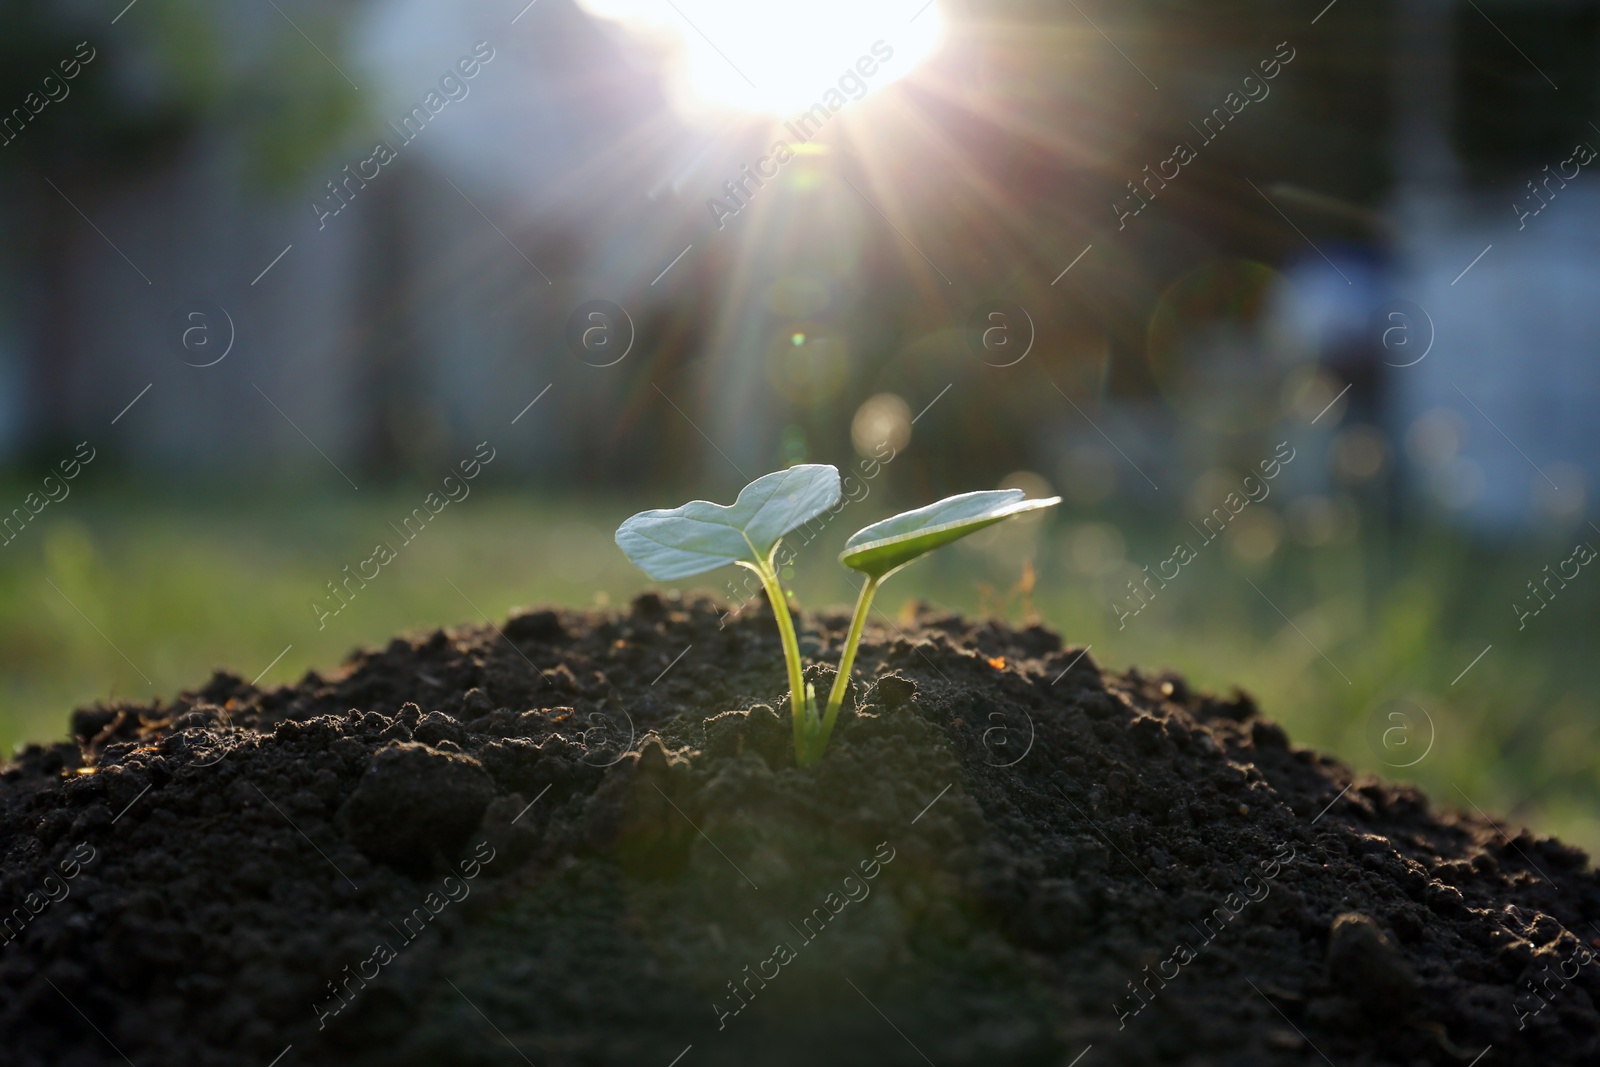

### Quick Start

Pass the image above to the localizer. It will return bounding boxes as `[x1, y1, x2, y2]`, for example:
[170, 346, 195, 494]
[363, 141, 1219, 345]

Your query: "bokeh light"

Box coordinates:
[1331, 425, 1388, 483]
[850, 393, 913, 457]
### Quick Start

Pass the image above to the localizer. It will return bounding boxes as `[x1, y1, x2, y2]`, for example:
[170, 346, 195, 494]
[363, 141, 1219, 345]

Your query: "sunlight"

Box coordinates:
[577, 0, 944, 116]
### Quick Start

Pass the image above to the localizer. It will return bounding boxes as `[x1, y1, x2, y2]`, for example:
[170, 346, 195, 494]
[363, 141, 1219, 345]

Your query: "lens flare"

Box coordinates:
[575, 0, 944, 116]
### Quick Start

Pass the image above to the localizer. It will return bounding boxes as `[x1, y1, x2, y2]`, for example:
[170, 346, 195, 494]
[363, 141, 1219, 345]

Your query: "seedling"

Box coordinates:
[815, 487, 1059, 758]
[616, 467, 1058, 765]
[615, 465, 841, 759]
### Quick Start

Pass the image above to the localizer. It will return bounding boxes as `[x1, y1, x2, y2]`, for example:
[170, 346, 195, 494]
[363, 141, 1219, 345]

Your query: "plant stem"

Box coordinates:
[742, 557, 811, 760]
[815, 574, 880, 760]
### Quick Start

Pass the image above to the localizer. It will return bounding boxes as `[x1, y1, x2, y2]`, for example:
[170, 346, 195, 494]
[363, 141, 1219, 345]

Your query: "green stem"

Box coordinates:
[742, 557, 810, 759]
[815, 574, 880, 761]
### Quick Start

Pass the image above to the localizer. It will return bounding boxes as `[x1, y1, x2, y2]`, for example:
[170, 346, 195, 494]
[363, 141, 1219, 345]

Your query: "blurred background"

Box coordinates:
[0, 0, 1595, 850]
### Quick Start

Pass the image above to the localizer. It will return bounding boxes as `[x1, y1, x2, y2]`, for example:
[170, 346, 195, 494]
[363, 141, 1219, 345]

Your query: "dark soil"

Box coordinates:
[2, 593, 1596, 1067]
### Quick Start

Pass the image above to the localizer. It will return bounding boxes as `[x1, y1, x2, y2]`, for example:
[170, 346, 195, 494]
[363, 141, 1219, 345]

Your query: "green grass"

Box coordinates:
[1, 479, 1594, 857]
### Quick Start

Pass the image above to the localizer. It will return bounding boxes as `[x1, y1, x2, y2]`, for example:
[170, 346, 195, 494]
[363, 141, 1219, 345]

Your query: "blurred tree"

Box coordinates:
[1451, 2, 1600, 182]
[0, 0, 365, 448]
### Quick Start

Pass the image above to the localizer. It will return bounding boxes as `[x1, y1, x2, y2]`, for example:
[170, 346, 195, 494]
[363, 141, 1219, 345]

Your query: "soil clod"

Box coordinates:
[337, 741, 496, 872]
[0, 596, 1593, 1066]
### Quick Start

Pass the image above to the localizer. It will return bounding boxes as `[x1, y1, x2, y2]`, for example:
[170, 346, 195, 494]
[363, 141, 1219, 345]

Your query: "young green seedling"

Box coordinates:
[616, 471, 1058, 766]
[614, 464, 842, 757]
[812, 488, 1060, 760]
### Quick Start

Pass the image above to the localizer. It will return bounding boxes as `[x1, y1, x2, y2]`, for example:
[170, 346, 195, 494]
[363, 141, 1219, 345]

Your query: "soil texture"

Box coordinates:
[1, 592, 1596, 1066]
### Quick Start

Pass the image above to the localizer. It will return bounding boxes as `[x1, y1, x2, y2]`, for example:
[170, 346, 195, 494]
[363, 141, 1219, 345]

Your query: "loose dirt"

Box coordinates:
[2, 592, 1594, 1066]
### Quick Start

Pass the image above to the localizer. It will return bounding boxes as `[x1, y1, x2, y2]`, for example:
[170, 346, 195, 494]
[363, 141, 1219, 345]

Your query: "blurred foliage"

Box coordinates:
[0, 0, 364, 186]
[1452, 4, 1600, 182]
[0, 480, 1593, 859]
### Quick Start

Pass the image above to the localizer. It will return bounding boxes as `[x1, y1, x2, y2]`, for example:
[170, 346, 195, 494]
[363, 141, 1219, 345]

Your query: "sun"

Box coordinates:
[577, 0, 944, 116]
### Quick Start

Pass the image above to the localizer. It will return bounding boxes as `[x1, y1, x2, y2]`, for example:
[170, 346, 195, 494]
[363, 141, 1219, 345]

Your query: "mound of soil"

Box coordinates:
[2, 593, 1595, 1066]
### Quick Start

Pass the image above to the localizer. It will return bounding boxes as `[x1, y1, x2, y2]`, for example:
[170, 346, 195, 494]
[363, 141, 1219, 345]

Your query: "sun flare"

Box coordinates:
[577, 0, 944, 115]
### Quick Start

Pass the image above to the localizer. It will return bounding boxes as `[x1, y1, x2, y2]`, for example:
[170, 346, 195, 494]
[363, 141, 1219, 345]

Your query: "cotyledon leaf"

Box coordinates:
[615, 464, 842, 581]
[840, 489, 1061, 580]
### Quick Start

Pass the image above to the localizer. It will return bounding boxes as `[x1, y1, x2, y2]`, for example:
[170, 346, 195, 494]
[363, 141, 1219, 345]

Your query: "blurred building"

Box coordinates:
[1382, 0, 1600, 531]
[0, 0, 702, 485]
[1, 0, 1596, 531]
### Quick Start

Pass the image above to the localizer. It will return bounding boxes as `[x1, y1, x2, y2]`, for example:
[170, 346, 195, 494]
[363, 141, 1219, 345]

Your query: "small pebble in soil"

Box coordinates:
[336, 742, 496, 872]
[1327, 912, 1419, 1018]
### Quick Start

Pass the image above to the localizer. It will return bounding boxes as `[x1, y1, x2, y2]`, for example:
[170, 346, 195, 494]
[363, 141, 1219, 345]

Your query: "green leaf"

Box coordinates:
[615, 465, 842, 580]
[840, 489, 1060, 580]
